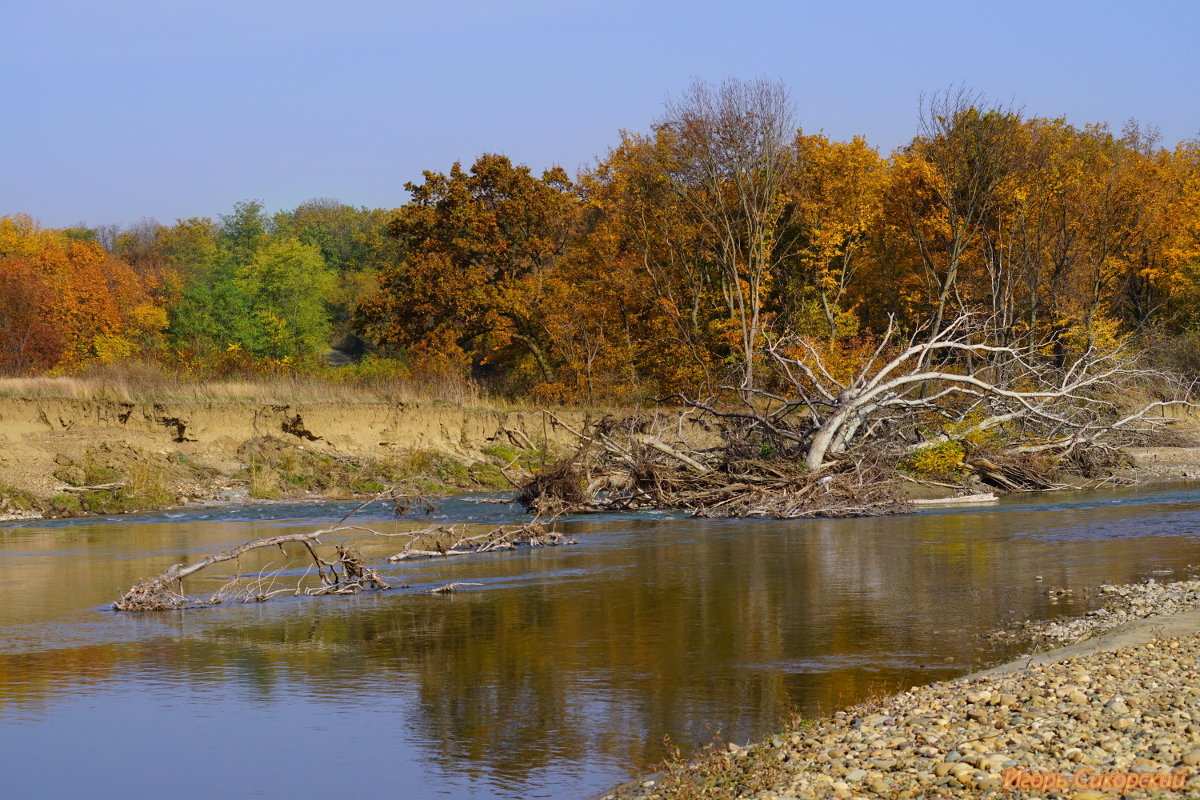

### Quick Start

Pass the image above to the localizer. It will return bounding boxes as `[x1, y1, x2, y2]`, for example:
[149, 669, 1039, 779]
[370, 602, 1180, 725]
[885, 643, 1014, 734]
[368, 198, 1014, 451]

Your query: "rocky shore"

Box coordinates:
[989, 578, 1200, 651]
[603, 582, 1200, 800]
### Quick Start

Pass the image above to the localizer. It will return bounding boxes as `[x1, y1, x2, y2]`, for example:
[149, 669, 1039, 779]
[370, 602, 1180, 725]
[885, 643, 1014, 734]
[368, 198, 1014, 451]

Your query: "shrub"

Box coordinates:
[50, 493, 82, 515]
[906, 440, 967, 479]
[0, 485, 38, 513]
[248, 464, 282, 499]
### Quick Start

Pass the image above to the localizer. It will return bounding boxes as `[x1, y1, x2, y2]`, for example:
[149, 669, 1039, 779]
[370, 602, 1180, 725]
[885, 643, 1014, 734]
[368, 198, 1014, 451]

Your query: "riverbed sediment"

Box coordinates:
[602, 585, 1200, 800]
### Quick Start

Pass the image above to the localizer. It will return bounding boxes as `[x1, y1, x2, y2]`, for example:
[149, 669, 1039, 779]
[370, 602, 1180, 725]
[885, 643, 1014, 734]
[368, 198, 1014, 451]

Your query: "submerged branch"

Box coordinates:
[114, 503, 576, 612]
[386, 520, 572, 561]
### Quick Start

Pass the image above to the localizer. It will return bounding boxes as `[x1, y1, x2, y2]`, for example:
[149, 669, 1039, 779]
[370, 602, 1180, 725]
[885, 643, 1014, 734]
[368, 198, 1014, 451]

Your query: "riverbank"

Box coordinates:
[0, 396, 587, 520]
[2, 393, 1197, 522]
[600, 578, 1200, 800]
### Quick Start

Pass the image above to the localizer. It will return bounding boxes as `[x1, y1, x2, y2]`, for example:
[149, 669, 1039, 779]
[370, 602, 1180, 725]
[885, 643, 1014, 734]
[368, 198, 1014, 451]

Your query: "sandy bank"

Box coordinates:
[0, 396, 587, 518]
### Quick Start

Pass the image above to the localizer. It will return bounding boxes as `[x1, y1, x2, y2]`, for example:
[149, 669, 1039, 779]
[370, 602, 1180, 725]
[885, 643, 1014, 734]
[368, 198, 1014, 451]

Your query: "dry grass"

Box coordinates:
[0, 361, 500, 407]
[248, 463, 283, 500]
[126, 461, 175, 506]
[0, 369, 640, 418]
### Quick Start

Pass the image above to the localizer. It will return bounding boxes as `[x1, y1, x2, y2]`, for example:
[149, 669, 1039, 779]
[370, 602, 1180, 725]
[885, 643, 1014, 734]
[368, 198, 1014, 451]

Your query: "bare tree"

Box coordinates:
[93, 223, 122, 253]
[658, 78, 800, 389]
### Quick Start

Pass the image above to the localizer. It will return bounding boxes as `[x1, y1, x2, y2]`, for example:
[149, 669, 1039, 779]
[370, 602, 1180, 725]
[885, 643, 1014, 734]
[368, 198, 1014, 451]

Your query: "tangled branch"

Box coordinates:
[113, 529, 392, 612]
[386, 520, 572, 561]
[519, 415, 908, 518]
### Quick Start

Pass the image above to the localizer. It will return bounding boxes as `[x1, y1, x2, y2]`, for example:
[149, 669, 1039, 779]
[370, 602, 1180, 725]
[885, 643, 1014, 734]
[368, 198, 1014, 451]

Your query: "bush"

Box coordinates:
[0, 485, 38, 513]
[50, 493, 82, 515]
[906, 440, 967, 479]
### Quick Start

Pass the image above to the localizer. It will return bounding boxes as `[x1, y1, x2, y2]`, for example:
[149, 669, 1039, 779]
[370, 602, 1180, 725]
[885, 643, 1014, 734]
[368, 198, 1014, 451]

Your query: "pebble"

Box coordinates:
[989, 577, 1200, 648]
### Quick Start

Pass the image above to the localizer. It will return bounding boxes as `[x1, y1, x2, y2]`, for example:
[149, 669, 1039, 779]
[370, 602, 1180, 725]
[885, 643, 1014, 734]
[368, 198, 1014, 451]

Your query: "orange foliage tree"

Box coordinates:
[0, 215, 166, 373]
[357, 154, 581, 390]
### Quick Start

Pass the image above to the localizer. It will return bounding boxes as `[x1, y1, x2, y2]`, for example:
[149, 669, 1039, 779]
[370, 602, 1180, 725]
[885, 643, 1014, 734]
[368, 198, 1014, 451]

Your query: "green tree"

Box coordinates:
[219, 200, 270, 265]
[271, 198, 381, 273]
[273, 198, 397, 350]
[234, 237, 334, 360]
[162, 217, 253, 360]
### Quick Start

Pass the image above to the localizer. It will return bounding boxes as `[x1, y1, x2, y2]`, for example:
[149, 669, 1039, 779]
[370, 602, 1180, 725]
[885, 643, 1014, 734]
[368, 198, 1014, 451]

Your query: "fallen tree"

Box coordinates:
[520, 314, 1196, 517]
[114, 506, 570, 611]
[113, 529, 392, 611]
[754, 314, 1194, 472]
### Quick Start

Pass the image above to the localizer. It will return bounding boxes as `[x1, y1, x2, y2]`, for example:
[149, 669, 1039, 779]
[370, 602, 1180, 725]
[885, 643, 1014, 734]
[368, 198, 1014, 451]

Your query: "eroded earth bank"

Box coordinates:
[0, 397, 584, 519]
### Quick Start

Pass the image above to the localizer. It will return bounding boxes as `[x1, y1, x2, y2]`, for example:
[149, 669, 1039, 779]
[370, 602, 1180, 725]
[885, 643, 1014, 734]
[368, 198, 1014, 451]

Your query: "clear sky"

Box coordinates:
[3, 0, 1197, 229]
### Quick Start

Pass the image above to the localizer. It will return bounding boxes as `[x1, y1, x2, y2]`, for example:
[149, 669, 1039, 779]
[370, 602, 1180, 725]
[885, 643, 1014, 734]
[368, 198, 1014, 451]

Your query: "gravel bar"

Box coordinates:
[989, 579, 1200, 651]
[601, 588, 1200, 800]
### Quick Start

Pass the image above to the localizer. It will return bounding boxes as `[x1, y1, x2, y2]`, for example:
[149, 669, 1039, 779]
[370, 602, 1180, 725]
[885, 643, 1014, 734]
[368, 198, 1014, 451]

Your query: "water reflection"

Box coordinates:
[1, 483, 1199, 798]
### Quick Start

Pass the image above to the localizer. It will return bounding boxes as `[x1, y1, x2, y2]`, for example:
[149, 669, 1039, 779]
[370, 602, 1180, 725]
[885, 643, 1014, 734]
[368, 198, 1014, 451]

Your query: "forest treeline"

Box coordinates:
[3, 82, 1199, 404]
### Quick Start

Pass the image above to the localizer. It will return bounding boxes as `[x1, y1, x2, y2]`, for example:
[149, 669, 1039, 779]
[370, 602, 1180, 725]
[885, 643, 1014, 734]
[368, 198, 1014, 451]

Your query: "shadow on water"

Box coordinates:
[1, 482, 1199, 798]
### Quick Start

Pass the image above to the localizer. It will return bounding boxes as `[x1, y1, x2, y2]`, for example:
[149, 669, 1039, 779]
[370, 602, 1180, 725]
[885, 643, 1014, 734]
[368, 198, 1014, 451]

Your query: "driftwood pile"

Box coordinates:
[965, 444, 1132, 493]
[518, 415, 910, 519]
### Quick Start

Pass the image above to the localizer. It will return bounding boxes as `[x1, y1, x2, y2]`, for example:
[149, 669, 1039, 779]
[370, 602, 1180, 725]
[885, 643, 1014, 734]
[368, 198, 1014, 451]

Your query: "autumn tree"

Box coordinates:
[358, 154, 580, 387]
[773, 133, 886, 342]
[887, 90, 1023, 342]
[1162, 139, 1200, 334]
[576, 132, 728, 394]
[0, 215, 166, 371]
[0, 240, 63, 372]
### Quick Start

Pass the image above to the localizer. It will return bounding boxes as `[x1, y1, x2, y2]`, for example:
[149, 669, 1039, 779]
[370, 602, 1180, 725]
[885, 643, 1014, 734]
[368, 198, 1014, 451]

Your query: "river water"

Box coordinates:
[2, 483, 1200, 798]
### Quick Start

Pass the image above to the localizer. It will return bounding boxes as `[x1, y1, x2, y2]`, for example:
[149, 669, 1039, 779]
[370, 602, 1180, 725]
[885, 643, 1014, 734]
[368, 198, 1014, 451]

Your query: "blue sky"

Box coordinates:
[3, 0, 1197, 228]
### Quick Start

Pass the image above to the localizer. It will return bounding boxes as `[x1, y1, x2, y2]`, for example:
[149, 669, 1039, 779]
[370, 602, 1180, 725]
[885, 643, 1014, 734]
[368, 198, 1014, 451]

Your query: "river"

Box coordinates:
[2, 483, 1199, 798]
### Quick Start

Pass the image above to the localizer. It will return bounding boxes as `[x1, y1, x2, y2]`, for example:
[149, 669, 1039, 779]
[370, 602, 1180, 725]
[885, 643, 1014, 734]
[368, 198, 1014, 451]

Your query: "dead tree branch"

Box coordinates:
[519, 415, 908, 518]
[386, 521, 572, 561]
[520, 312, 1196, 514]
[113, 528, 393, 611]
